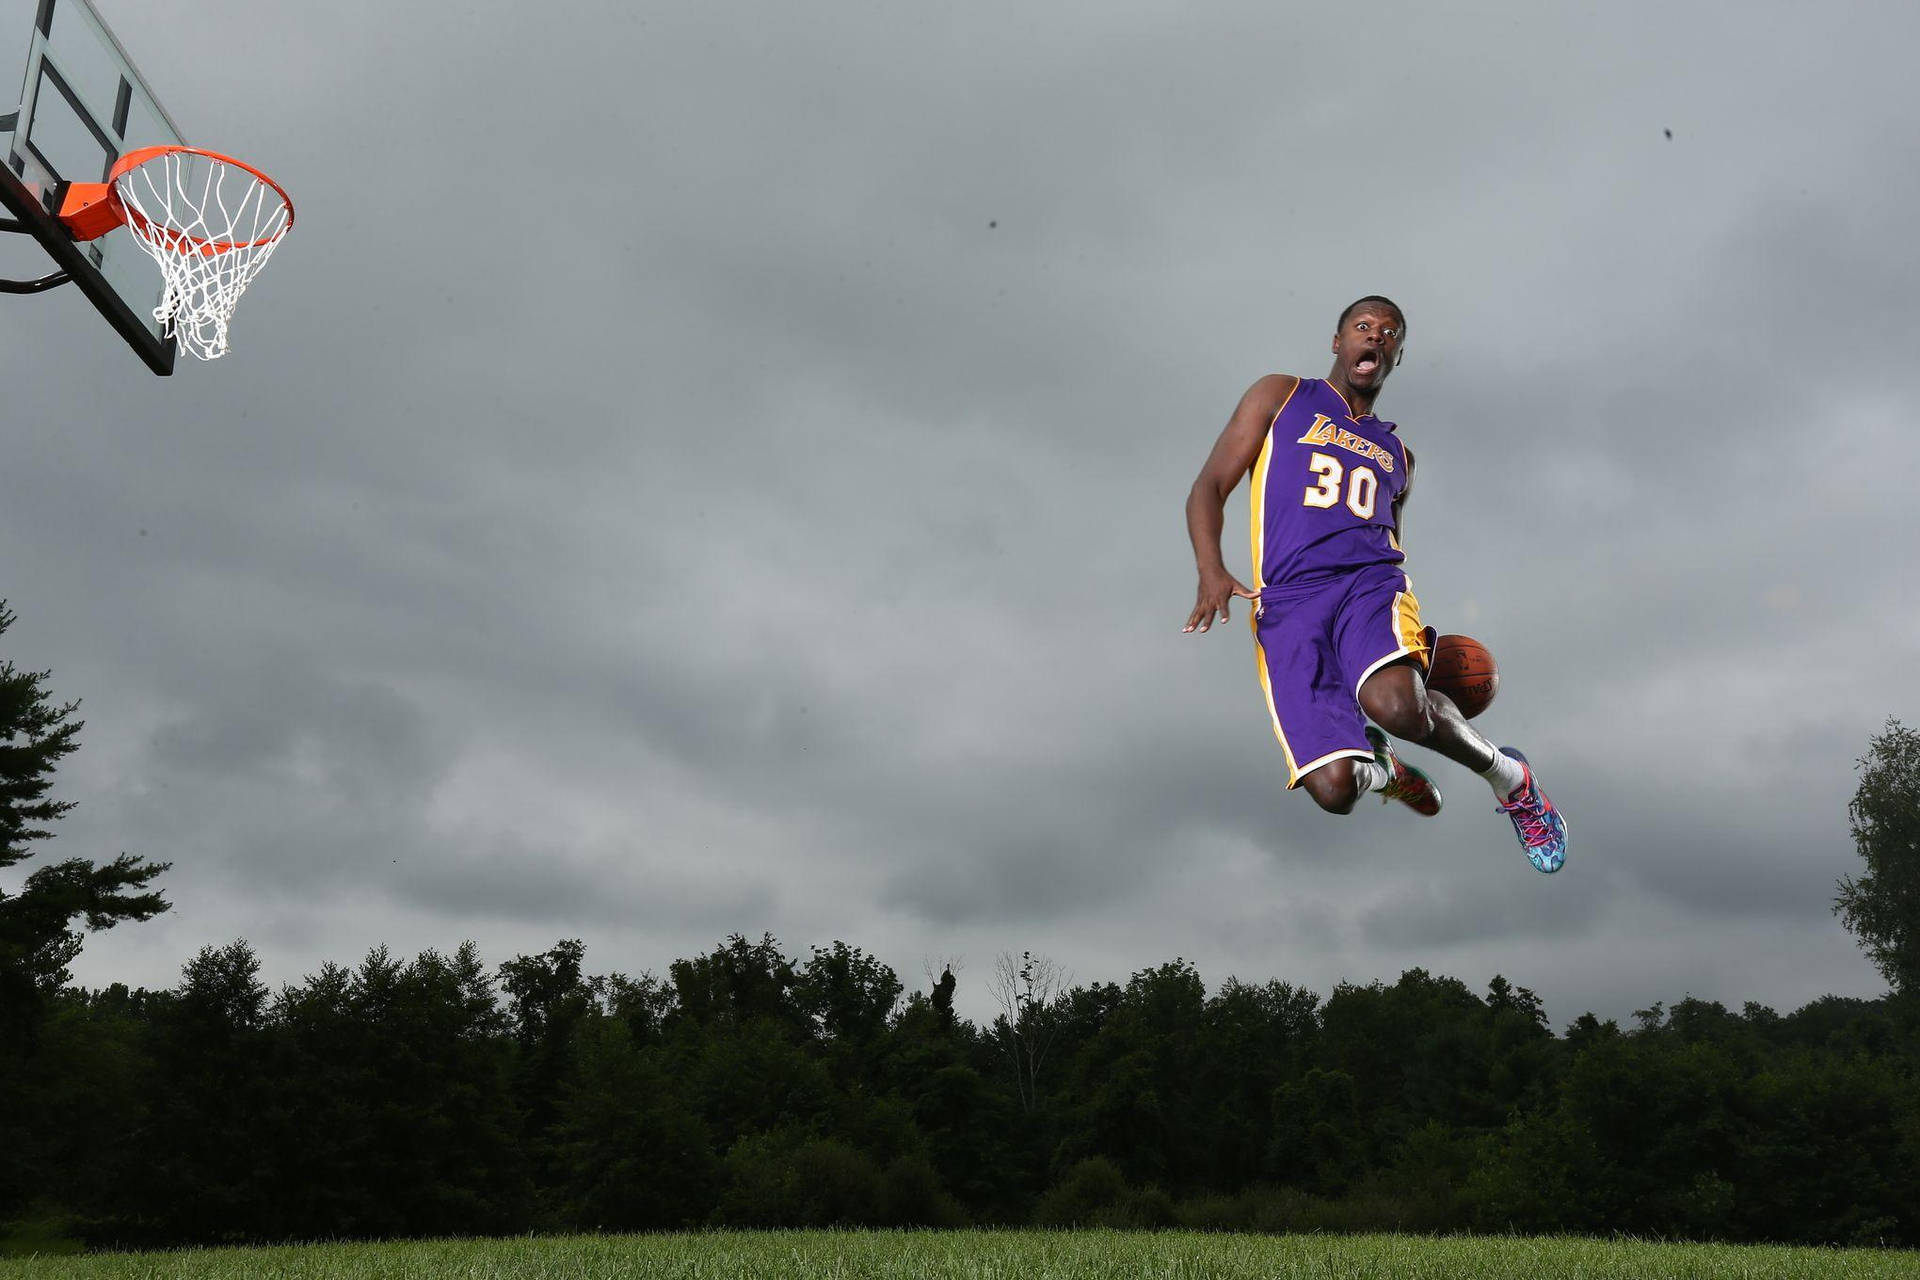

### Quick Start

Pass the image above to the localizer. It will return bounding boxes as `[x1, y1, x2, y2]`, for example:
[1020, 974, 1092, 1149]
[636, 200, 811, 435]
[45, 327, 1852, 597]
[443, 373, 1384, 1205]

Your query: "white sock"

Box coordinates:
[1480, 748, 1526, 799]
[1353, 758, 1391, 795]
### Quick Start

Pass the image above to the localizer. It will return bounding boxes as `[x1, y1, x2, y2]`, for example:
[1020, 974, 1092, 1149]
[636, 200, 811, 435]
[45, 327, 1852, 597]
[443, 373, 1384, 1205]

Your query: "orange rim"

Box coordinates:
[109, 144, 295, 255]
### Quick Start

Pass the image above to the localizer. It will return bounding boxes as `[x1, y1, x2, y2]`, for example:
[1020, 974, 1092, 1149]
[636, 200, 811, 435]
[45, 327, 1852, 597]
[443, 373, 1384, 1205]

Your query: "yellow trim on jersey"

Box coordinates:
[1291, 747, 1375, 788]
[1247, 379, 1301, 591]
[1251, 622, 1303, 781]
[1249, 433, 1273, 590]
[1394, 585, 1426, 659]
[1254, 614, 1373, 790]
[1325, 379, 1359, 419]
[1352, 578, 1430, 694]
[1323, 378, 1398, 434]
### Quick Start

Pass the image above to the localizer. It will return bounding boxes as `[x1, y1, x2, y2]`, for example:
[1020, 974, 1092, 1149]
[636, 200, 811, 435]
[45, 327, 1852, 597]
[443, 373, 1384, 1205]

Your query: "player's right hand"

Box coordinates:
[1184, 570, 1257, 634]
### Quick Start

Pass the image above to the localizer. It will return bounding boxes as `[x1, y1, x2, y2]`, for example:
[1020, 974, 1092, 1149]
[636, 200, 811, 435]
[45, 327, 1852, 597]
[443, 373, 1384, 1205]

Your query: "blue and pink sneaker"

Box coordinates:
[1495, 748, 1566, 873]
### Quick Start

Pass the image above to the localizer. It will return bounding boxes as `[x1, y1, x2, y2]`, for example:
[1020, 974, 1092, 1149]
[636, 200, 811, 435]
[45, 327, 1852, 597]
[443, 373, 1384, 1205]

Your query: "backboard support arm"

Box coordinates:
[0, 267, 70, 291]
[0, 173, 172, 372]
[0, 213, 70, 289]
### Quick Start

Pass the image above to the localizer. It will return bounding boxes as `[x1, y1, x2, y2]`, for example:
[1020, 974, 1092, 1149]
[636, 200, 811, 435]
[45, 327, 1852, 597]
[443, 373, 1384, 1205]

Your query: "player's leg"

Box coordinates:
[1333, 567, 1565, 866]
[1349, 664, 1443, 816]
[1336, 571, 1498, 768]
[1297, 757, 1364, 814]
[1324, 567, 1446, 816]
[1250, 586, 1391, 815]
[1359, 661, 1492, 771]
[1357, 660, 1569, 872]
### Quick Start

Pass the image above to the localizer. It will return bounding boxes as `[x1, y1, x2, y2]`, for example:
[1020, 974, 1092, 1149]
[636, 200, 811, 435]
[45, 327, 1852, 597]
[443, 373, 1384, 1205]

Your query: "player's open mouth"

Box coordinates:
[1353, 352, 1381, 375]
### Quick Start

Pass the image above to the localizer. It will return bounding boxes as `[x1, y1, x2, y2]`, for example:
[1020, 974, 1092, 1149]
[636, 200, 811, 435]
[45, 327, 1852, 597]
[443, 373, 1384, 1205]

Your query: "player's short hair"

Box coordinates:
[1337, 295, 1406, 333]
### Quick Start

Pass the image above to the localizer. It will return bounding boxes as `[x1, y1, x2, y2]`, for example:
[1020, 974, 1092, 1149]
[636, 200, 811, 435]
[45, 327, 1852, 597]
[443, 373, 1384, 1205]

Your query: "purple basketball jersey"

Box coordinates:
[1249, 379, 1409, 588]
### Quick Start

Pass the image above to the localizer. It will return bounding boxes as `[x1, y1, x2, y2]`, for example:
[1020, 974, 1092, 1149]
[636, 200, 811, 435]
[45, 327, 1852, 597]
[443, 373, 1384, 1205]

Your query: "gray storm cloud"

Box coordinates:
[0, 0, 1911, 1029]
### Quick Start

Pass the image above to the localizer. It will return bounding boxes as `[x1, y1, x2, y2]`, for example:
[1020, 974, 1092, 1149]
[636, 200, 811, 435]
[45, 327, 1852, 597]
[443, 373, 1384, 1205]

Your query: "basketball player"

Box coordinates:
[1181, 297, 1567, 873]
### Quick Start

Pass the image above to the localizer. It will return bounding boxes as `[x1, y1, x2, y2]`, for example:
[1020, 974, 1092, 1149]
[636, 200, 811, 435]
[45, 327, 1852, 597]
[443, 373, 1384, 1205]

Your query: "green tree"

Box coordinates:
[0, 984, 154, 1239]
[338, 944, 529, 1236]
[0, 601, 169, 1050]
[714, 1132, 887, 1227]
[499, 938, 599, 1215]
[549, 1017, 717, 1229]
[1314, 969, 1495, 1150]
[1031, 1156, 1128, 1226]
[668, 933, 805, 1036]
[134, 940, 275, 1243]
[1061, 960, 1208, 1189]
[795, 941, 901, 1047]
[1835, 719, 1920, 994]
[1193, 977, 1320, 1190]
[875, 980, 1024, 1218]
[672, 1013, 836, 1150]
[1269, 1066, 1366, 1193]
[260, 959, 367, 1236]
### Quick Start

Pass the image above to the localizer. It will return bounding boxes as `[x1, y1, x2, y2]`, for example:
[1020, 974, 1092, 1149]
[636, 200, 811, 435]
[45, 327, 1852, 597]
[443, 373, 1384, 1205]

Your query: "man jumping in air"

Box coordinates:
[1182, 297, 1567, 873]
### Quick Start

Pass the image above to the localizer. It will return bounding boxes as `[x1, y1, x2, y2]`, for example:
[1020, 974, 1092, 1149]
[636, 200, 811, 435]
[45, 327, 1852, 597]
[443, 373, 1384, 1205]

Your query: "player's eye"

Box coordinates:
[1383, 327, 1398, 337]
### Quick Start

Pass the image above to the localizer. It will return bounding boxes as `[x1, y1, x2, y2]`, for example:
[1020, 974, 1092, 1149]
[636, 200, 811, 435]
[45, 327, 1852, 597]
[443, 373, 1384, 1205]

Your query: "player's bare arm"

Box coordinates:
[1183, 373, 1297, 634]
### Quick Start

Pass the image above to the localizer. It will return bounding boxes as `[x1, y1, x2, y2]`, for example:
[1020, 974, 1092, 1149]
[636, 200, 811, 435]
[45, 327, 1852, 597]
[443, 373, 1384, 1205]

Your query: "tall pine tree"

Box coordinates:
[0, 600, 170, 1050]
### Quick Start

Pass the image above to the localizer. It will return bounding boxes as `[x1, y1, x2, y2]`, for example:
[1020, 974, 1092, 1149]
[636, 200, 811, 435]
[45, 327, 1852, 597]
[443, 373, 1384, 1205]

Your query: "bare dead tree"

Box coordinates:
[990, 950, 1067, 1113]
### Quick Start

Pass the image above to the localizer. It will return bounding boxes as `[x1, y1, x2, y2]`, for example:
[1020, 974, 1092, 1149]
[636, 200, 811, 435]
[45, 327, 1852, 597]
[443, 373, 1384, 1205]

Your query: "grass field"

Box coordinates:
[2, 1230, 1916, 1279]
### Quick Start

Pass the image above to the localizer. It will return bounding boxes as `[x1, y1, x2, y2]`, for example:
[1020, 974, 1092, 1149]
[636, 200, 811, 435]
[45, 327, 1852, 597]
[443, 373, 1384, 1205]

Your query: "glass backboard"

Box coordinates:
[0, 0, 183, 374]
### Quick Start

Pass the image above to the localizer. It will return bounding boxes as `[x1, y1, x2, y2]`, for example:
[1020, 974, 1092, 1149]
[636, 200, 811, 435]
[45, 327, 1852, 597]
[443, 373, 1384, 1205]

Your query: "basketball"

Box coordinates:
[1427, 634, 1498, 719]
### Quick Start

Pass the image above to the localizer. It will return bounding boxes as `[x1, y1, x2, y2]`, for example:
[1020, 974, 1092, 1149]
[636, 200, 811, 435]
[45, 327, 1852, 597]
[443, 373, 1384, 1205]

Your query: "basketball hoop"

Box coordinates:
[58, 145, 294, 361]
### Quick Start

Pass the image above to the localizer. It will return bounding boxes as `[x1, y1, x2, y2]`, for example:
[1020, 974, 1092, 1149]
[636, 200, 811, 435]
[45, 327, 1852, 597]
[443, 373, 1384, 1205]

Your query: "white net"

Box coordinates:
[112, 149, 293, 361]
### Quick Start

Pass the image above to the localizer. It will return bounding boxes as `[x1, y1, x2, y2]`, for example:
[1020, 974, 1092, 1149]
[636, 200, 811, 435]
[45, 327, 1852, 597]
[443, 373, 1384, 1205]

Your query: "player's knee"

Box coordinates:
[1379, 702, 1434, 742]
[1366, 688, 1434, 742]
[1300, 762, 1360, 814]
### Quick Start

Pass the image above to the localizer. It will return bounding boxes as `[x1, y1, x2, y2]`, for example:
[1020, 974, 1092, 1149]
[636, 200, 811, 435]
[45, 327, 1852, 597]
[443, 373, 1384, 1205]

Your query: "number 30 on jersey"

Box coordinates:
[1302, 451, 1378, 519]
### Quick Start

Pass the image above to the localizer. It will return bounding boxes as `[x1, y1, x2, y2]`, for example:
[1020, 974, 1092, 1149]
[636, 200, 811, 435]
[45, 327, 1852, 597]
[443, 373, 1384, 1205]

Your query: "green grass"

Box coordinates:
[2, 1230, 1915, 1279]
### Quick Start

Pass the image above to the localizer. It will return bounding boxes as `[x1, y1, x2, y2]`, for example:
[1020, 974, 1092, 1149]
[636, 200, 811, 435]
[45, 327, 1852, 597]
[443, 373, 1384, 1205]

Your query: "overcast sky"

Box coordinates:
[2, 0, 1914, 1030]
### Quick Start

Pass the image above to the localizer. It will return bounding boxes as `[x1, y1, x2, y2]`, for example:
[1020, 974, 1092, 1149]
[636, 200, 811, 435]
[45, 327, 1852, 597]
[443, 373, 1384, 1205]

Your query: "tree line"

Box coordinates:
[3, 600, 1918, 1250]
[3, 934, 1917, 1249]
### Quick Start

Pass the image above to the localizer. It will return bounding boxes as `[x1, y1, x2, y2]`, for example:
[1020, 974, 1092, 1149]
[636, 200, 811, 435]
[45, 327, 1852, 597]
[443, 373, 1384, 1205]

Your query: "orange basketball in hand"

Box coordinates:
[1427, 634, 1498, 719]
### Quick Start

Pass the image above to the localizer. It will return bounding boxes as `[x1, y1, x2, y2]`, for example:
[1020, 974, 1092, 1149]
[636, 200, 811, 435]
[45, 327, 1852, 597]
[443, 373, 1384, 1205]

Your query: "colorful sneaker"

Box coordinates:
[1495, 748, 1567, 873]
[1365, 725, 1442, 816]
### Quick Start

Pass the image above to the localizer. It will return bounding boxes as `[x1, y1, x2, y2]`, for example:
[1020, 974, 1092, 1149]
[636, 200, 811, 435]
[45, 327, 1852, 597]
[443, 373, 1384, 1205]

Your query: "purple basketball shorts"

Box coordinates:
[1248, 562, 1430, 788]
